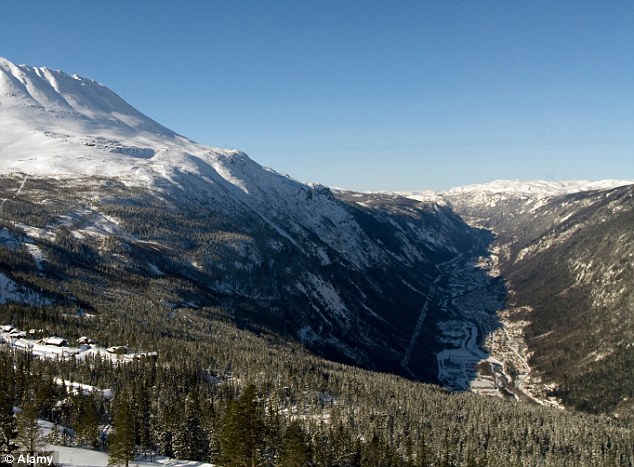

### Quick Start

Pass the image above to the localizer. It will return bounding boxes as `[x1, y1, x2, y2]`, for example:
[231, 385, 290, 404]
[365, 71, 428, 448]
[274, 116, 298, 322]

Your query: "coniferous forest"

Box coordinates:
[1, 301, 633, 467]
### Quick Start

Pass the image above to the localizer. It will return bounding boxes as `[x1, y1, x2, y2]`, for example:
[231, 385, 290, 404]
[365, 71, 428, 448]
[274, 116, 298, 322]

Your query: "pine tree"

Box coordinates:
[417, 431, 430, 467]
[263, 400, 281, 464]
[108, 393, 135, 467]
[219, 384, 265, 467]
[46, 423, 63, 446]
[150, 383, 183, 458]
[129, 375, 153, 459]
[173, 391, 208, 461]
[0, 354, 18, 463]
[278, 421, 310, 467]
[16, 390, 47, 457]
[33, 377, 57, 422]
[72, 393, 101, 449]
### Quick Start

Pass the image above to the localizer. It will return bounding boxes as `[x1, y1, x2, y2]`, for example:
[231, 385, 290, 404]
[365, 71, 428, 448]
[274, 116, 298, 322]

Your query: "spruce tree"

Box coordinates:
[278, 421, 310, 467]
[72, 393, 101, 449]
[108, 393, 135, 467]
[152, 394, 179, 458]
[173, 391, 208, 461]
[33, 377, 57, 422]
[16, 390, 47, 457]
[0, 354, 17, 463]
[134, 382, 153, 459]
[219, 384, 265, 467]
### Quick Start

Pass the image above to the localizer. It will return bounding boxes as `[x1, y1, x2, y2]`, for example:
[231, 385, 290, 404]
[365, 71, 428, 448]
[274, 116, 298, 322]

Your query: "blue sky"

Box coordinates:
[2, 1, 633, 191]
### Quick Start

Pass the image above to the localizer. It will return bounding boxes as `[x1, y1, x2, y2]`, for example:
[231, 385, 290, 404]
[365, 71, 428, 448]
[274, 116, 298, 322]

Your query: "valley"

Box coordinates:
[421, 181, 634, 417]
[1, 57, 633, 466]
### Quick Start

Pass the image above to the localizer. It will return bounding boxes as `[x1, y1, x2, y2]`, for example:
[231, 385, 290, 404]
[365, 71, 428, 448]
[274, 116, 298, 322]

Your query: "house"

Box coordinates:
[133, 351, 158, 360]
[39, 337, 69, 347]
[77, 336, 95, 345]
[12, 340, 33, 350]
[8, 329, 26, 339]
[106, 346, 128, 355]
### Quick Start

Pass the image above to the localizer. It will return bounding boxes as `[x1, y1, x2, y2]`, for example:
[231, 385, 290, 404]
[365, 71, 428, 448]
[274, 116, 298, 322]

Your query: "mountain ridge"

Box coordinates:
[400, 178, 634, 206]
[1, 57, 494, 384]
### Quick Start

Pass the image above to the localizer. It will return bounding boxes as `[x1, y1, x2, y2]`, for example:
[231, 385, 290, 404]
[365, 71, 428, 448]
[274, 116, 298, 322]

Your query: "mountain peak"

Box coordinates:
[0, 56, 176, 138]
[0, 57, 207, 178]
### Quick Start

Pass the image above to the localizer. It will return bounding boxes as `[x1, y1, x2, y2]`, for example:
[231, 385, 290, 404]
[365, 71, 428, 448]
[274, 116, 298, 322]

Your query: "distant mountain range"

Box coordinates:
[1, 57, 632, 417]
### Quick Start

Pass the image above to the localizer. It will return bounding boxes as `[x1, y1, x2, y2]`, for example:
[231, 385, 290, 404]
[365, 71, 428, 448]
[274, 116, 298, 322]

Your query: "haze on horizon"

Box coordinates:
[1, 0, 632, 191]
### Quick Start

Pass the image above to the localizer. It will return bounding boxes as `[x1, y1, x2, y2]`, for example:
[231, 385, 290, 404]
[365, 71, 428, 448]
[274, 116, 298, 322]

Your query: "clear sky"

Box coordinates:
[1, 1, 633, 191]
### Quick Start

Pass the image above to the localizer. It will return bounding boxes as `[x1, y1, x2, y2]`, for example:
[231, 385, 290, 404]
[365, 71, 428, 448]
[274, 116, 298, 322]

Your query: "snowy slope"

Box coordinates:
[0, 57, 375, 266]
[1, 56, 250, 184]
[0, 57, 175, 136]
[32, 419, 215, 466]
[50, 446, 214, 467]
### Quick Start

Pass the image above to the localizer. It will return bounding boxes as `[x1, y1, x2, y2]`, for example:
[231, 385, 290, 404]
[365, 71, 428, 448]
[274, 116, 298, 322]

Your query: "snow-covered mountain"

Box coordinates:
[0, 57, 175, 136]
[402, 179, 632, 215]
[0, 57, 492, 382]
[403, 179, 633, 199]
[445, 179, 631, 196]
[0, 56, 270, 185]
[5, 57, 631, 413]
[0, 57, 403, 273]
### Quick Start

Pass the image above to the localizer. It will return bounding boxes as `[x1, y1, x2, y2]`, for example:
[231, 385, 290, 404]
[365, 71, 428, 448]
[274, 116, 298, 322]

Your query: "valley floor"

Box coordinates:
[420, 243, 564, 408]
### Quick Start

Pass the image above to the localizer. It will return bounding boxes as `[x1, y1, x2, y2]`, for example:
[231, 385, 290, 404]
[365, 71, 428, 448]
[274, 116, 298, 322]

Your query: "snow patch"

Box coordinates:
[305, 274, 349, 320]
[0, 273, 52, 305]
